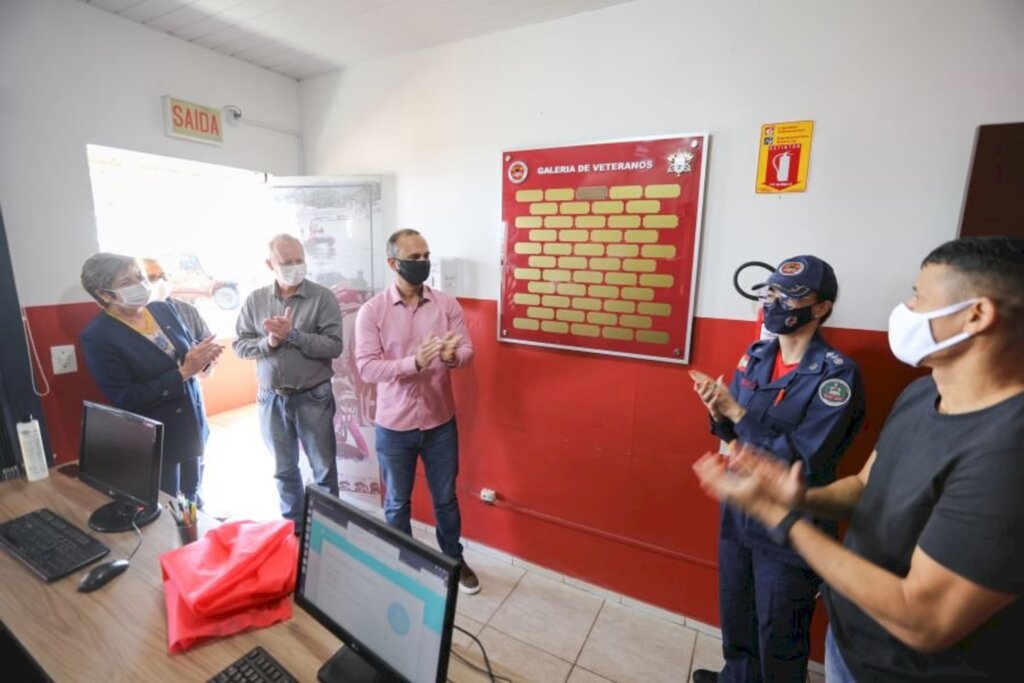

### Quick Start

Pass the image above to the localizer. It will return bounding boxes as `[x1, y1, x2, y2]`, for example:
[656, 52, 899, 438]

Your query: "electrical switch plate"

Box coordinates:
[51, 345, 77, 375]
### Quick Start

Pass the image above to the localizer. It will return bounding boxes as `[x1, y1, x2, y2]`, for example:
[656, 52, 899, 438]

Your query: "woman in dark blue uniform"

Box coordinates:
[690, 255, 866, 683]
[80, 253, 222, 499]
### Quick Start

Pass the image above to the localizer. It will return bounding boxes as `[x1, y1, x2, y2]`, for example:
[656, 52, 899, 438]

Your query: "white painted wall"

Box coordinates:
[0, 0, 302, 307]
[300, 0, 1024, 331]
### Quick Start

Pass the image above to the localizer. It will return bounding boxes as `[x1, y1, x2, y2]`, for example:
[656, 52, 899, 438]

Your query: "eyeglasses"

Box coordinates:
[758, 287, 811, 310]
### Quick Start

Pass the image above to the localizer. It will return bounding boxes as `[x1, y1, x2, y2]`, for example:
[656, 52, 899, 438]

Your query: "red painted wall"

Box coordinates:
[23, 303, 107, 463]
[23, 303, 257, 465]
[410, 298, 921, 657]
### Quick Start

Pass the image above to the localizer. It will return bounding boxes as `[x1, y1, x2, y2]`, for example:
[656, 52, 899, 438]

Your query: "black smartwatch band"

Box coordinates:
[769, 509, 803, 546]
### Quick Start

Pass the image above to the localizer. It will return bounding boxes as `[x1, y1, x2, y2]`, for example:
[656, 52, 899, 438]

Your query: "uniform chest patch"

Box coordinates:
[738, 354, 749, 371]
[818, 379, 851, 407]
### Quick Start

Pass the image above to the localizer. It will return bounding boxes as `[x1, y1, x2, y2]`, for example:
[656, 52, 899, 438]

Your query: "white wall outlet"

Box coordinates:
[51, 344, 77, 375]
[480, 488, 496, 504]
[439, 257, 459, 294]
[427, 258, 460, 295]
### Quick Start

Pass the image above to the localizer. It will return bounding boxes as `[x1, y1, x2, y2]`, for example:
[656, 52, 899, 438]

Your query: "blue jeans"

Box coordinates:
[375, 418, 463, 560]
[258, 381, 339, 522]
[718, 535, 820, 683]
[825, 627, 856, 683]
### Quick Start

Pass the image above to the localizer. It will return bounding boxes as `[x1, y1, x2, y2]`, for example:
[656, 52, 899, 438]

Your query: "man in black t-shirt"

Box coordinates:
[693, 237, 1024, 681]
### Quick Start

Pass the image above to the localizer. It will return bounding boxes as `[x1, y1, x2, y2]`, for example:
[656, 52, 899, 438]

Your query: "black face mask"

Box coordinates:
[762, 299, 815, 335]
[395, 259, 430, 286]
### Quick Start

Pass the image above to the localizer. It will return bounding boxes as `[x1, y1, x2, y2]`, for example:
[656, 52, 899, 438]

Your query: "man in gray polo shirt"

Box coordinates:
[234, 234, 343, 525]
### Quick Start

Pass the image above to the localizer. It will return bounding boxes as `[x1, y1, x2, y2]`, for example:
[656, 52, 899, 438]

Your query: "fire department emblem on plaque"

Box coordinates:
[667, 150, 694, 176]
[507, 160, 528, 184]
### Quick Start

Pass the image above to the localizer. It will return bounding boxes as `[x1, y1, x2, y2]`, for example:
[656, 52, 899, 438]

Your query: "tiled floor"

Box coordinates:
[202, 404, 826, 683]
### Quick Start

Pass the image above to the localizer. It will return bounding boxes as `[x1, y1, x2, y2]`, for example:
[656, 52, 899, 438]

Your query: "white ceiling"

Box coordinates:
[79, 0, 635, 80]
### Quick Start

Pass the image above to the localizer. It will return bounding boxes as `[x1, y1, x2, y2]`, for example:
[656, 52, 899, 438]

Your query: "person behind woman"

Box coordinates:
[79, 253, 222, 499]
[688, 255, 866, 683]
[142, 257, 212, 346]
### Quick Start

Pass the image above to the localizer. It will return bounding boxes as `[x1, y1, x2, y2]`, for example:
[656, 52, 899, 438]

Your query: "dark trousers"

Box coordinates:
[159, 457, 201, 501]
[375, 418, 463, 560]
[719, 535, 820, 683]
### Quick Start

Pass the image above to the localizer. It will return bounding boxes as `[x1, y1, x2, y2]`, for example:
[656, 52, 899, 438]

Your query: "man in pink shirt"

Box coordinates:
[355, 229, 480, 594]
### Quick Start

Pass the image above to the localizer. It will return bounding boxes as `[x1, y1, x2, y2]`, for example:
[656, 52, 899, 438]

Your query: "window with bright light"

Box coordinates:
[87, 145, 380, 343]
[87, 145, 281, 338]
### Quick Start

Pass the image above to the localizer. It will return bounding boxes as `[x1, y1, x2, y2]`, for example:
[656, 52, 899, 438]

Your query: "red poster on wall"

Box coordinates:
[500, 135, 709, 364]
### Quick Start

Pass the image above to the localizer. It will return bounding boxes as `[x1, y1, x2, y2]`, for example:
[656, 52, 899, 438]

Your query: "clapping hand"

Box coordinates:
[415, 335, 445, 370]
[263, 306, 293, 347]
[692, 445, 792, 527]
[181, 336, 223, 379]
[440, 331, 460, 365]
[689, 369, 743, 422]
[730, 443, 807, 509]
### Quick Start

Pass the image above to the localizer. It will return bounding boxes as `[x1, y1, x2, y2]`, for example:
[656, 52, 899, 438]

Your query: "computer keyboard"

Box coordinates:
[0, 508, 110, 582]
[208, 646, 298, 683]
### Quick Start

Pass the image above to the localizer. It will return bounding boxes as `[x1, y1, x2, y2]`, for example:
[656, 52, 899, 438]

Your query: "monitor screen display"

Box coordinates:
[296, 488, 459, 683]
[79, 401, 162, 508]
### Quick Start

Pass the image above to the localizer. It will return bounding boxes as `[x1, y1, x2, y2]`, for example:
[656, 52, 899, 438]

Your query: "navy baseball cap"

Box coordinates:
[754, 255, 838, 301]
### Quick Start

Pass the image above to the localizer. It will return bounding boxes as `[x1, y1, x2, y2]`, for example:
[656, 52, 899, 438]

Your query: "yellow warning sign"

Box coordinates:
[756, 121, 813, 193]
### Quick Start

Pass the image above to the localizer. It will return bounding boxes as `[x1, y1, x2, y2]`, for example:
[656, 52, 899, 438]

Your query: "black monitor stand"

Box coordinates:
[88, 500, 160, 533]
[318, 647, 402, 683]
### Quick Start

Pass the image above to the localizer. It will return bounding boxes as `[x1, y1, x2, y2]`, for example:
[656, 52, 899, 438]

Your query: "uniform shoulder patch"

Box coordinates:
[818, 378, 852, 407]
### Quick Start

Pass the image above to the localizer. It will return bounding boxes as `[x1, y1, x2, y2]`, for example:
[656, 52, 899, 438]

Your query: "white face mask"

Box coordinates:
[149, 279, 172, 302]
[887, 299, 978, 367]
[277, 263, 306, 287]
[111, 281, 151, 308]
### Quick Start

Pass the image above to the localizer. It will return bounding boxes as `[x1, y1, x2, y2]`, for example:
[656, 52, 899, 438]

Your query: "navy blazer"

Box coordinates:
[80, 301, 209, 466]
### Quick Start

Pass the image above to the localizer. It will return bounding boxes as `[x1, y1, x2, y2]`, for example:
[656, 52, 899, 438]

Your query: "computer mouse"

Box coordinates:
[77, 559, 130, 592]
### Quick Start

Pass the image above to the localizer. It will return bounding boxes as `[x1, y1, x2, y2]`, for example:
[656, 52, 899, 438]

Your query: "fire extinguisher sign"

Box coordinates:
[756, 121, 814, 193]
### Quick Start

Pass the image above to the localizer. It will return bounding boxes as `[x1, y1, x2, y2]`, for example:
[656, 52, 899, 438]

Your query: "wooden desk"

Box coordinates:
[0, 473, 505, 682]
[0, 473, 340, 681]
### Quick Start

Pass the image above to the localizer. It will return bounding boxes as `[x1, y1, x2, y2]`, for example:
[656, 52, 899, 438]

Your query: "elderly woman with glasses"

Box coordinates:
[79, 253, 222, 500]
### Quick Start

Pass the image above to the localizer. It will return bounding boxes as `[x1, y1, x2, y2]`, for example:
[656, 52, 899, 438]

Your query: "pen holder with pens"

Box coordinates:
[168, 495, 200, 546]
[177, 522, 199, 545]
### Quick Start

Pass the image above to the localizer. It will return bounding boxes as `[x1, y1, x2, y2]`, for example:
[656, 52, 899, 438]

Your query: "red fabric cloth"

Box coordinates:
[160, 519, 298, 653]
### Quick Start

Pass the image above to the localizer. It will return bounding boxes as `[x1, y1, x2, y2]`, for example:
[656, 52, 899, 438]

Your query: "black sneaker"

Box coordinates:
[458, 562, 481, 595]
[692, 670, 719, 683]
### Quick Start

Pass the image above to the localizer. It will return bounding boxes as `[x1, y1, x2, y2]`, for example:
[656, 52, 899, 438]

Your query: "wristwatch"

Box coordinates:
[285, 329, 299, 345]
[768, 510, 803, 546]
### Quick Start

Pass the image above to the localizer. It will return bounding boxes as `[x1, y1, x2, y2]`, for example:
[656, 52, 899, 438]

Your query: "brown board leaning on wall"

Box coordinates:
[959, 122, 1024, 239]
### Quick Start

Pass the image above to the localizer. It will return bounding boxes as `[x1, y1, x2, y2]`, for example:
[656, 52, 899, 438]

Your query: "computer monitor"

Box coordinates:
[78, 401, 163, 533]
[295, 486, 460, 683]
